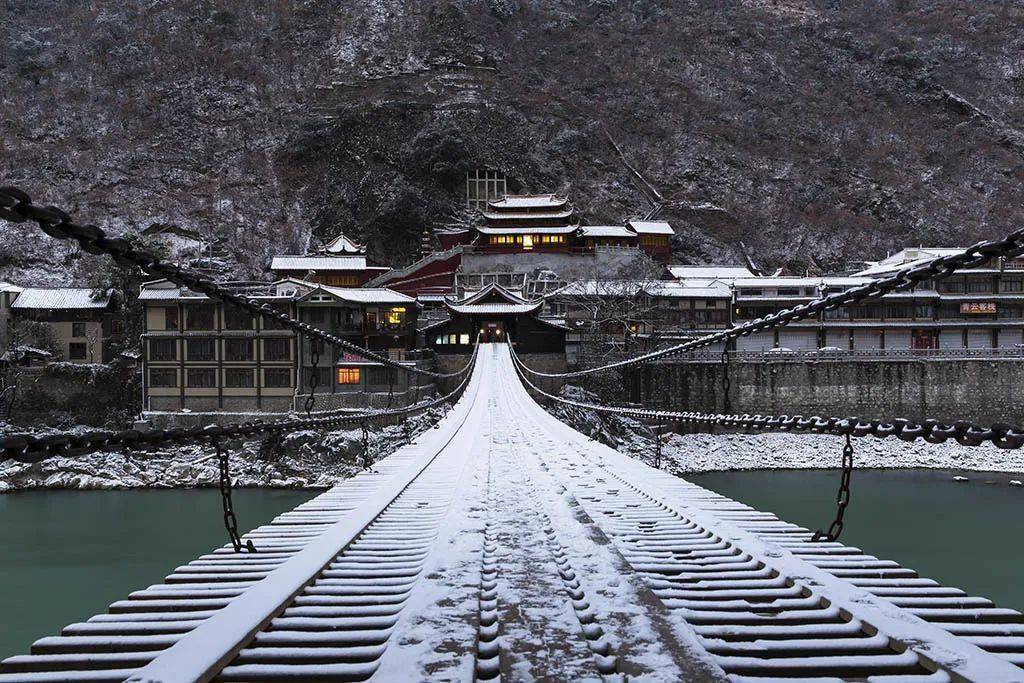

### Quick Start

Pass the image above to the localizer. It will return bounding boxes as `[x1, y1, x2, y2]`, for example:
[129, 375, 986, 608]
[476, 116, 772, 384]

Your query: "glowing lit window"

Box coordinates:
[435, 335, 443, 344]
[337, 368, 361, 385]
[523, 235, 534, 250]
[459, 334, 469, 344]
[386, 307, 406, 325]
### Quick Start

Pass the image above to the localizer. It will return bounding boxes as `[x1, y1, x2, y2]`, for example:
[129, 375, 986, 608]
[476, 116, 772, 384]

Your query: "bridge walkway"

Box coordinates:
[1, 344, 1022, 682]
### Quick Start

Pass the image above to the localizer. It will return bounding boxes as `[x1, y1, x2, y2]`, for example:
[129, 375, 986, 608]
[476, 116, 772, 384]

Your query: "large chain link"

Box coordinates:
[514, 227, 1024, 379]
[304, 342, 320, 417]
[0, 186, 472, 380]
[508, 341, 1024, 450]
[215, 440, 256, 553]
[812, 434, 854, 542]
[720, 348, 731, 415]
[0, 340, 482, 462]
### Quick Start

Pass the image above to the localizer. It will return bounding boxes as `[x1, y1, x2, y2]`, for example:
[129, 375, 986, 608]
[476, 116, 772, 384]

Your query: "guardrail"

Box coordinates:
[658, 347, 1024, 362]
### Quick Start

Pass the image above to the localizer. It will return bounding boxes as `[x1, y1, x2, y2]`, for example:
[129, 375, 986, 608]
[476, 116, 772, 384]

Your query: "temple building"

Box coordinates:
[270, 231, 389, 287]
[423, 283, 566, 354]
[369, 193, 676, 298]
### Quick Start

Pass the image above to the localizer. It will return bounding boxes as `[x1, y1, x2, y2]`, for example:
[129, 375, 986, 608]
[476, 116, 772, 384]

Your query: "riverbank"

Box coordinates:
[0, 408, 446, 492]
[548, 387, 1024, 477]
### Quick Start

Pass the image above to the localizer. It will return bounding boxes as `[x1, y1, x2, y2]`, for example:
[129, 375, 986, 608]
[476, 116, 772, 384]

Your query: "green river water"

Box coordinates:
[0, 488, 312, 661]
[0, 470, 1021, 662]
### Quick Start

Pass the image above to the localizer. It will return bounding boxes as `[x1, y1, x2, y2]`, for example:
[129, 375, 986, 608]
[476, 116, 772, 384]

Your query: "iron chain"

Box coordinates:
[215, 440, 256, 553]
[304, 344, 320, 417]
[812, 434, 855, 542]
[513, 226, 1024, 379]
[720, 348, 731, 415]
[0, 186, 471, 380]
[508, 341, 1024, 450]
[0, 342, 481, 462]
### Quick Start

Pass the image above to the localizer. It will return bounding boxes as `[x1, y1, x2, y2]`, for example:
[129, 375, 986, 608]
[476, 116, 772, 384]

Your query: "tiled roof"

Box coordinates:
[476, 224, 578, 234]
[627, 220, 675, 235]
[316, 285, 414, 305]
[487, 194, 567, 209]
[447, 302, 541, 315]
[11, 288, 111, 310]
[669, 265, 754, 279]
[270, 255, 368, 271]
[579, 225, 636, 238]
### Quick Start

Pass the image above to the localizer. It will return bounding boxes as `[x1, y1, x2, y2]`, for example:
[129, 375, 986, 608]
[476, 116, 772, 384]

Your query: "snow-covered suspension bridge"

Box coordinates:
[2, 347, 1024, 682]
[2, 188, 1024, 681]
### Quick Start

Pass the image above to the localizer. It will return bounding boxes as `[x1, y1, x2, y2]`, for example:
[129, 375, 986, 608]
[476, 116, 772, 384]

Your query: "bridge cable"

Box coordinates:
[214, 438, 257, 553]
[812, 434, 854, 542]
[0, 339, 481, 463]
[304, 340, 321, 418]
[510, 228, 1024, 379]
[0, 186, 472, 380]
[507, 339, 1024, 449]
[720, 348, 731, 415]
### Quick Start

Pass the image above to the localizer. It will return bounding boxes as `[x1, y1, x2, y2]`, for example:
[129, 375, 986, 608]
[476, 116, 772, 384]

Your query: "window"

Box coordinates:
[150, 368, 177, 387]
[326, 275, 358, 286]
[150, 339, 177, 361]
[1002, 277, 1024, 293]
[777, 288, 800, 296]
[185, 305, 215, 330]
[263, 304, 291, 330]
[72, 322, 86, 338]
[68, 342, 87, 360]
[263, 338, 290, 361]
[187, 339, 215, 361]
[367, 367, 393, 385]
[187, 368, 216, 388]
[914, 303, 935, 319]
[966, 278, 994, 293]
[224, 307, 253, 330]
[306, 366, 331, 387]
[460, 334, 470, 345]
[386, 307, 406, 325]
[225, 368, 254, 388]
[336, 308, 358, 329]
[337, 368, 361, 385]
[264, 368, 292, 388]
[224, 339, 253, 361]
[164, 307, 179, 330]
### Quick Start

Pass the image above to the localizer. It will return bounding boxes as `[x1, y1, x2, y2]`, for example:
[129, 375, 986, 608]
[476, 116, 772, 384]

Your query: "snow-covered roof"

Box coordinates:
[549, 280, 730, 299]
[476, 224, 578, 235]
[11, 288, 111, 310]
[854, 248, 970, 277]
[669, 265, 754, 280]
[627, 220, 675, 235]
[314, 285, 413, 305]
[479, 210, 575, 222]
[487, 194, 567, 210]
[579, 225, 636, 239]
[646, 281, 732, 298]
[321, 232, 365, 255]
[459, 283, 530, 305]
[270, 255, 368, 271]
[732, 277, 826, 288]
[0, 281, 24, 294]
[447, 302, 541, 315]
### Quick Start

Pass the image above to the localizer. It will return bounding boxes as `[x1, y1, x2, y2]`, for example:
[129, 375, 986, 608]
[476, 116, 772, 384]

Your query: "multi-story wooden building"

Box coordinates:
[3, 286, 120, 363]
[139, 279, 419, 413]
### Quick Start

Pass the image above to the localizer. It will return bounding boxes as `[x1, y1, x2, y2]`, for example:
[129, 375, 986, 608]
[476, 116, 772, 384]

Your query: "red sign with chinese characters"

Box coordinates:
[960, 302, 997, 314]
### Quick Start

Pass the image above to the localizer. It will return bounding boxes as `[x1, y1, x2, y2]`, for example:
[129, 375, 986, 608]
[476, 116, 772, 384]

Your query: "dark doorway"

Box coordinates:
[481, 320, 506, 343]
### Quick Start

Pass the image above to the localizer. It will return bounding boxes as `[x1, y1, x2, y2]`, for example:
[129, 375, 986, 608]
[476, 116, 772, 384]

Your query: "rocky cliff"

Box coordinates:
[3, 0, 1024, 283]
